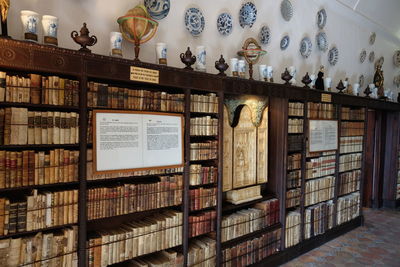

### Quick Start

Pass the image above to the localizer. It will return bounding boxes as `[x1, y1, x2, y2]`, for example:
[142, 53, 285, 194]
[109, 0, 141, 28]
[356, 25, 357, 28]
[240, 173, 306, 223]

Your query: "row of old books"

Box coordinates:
[340, 136, 363, 154]
[225, 185, 262, 205]
[304, 200, 334, 239]
[187, 237, 216, 267]
[0, 72, 79, 106]
[190, 116, 218, 136]
[124, 250, 183, 267]
[287, 170, 301, 189]
[87, 210, 182, 267]
[190, 94, 218, 114]
[189, 141, 218, 161]
[286, 189, 301, 208]
[288, 135, 302, 151]
[307, 103, 336, 119]
[305, 155, 336, 179]
[222, 229, 281, 267]
[221, 199, 280, 242]
[288, 102, 304, 117]
[0, 149, 78, 189]
[340, 122, 365, 136]
[336, 192, 360, 225]
[339, 153, 362, 172]
[189, 164, 217, 186]
[341, 107, 365, 121]
[339, 170, 361, 196]
[87, 175, 183, 220]
[0, 189, 78, 236]
[285, 211, 301, 248]
[287, 153, 301, 170]
[189, 187, 217, 211]
[288, 118, 303, 133]
[0, 226, 78, 267]
[189, 210, 216, 238]
[305, 176, 335, 206]
[87, 81, 184, 112]
[86, 149, 183, 181]
[0, 108, 79, 145]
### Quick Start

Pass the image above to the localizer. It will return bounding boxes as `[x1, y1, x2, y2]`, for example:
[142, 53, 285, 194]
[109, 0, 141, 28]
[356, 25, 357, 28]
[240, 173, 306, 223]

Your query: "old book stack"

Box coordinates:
[0, 71, 79, 106]
[87, 81, 184, 112]
[222, 228, 281, 267]
[87, 210, 183, 266]
[284, 210, 301, 248]
[87, 175, 183, 220]
[304, 200, 335, 239]
[336, 192, 360, 225]
[286, 102, 304, 211]
[187, 237, 216, 267]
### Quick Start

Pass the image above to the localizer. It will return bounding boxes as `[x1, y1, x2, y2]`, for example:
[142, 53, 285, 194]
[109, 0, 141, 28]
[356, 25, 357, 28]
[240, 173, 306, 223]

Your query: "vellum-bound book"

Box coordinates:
[226, 185, 262, 204]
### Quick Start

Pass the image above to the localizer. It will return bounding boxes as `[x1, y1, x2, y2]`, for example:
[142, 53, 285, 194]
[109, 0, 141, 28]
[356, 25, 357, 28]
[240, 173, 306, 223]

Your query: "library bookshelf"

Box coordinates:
[0, 38, 399, 266]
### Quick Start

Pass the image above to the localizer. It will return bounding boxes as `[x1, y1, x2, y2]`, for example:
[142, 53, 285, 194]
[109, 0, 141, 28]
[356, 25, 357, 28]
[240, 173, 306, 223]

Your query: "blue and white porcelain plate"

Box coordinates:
[280, 35, 290, 50]
[328, 47, 339, 65]
[184, 7, 205, 36]
[300, 37, 312, 58]
[316, 32, 328, 52]
[144, 0, 170, 20]
[359, 49, 366, 63]
[239, 2, 257, 28]
[369, 51, 375, 62]
[259, 26, 271, 45]
[281, 0, 293, 22]
[217, 12, 233, 36]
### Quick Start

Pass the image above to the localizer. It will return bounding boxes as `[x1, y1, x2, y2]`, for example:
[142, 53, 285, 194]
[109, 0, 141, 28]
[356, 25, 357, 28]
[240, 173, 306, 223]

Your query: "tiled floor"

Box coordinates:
[282, 208, 400, 267]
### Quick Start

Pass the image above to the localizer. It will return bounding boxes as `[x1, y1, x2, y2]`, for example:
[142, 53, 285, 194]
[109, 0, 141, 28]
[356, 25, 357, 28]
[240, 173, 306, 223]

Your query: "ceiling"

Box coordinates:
[336, 0, 400, 41]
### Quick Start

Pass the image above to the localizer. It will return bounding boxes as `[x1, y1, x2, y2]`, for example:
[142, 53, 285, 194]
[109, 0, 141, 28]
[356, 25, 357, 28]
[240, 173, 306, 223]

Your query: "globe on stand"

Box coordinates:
[237, 38, 266, 80]
[117, 4, 159, 62]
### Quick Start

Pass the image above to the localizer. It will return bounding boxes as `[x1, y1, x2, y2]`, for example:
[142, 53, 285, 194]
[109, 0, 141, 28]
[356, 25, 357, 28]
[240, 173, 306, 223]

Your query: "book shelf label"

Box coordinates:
[130, 66, 159, 84]
[309, 119, 338, 152]
[93, 110, 183, 174]
[321, 93, 332, 103]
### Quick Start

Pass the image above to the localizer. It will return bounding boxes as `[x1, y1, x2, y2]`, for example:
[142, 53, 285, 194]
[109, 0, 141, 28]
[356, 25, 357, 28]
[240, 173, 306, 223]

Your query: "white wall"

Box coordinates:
[7, 0, 400, 95]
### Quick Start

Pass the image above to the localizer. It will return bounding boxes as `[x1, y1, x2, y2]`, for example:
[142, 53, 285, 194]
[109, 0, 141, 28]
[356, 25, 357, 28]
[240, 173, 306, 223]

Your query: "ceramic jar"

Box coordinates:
[324, 77, 332, 91]
[156, 42, 167, 65]
[110, 32, 123, 57]
[196, 46, 206, 71]
[21, 10, 39, 42]
[266, 66, 273, 82]
[238, 60, 246, 78]
[259, 65, 267, 81]
[42, 15, 58, 45]
[352, 83, 360, 95]
[230, 58, 238, 77]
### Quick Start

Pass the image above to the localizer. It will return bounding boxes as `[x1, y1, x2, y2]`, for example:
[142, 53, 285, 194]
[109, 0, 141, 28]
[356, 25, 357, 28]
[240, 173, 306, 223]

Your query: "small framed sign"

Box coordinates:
[309, 119, 338, 152]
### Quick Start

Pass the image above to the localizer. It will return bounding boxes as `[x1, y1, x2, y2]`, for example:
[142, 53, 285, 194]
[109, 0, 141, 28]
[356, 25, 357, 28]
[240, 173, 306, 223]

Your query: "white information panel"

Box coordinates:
[309, 120, 338, 152]
[94, 111, 183, 173]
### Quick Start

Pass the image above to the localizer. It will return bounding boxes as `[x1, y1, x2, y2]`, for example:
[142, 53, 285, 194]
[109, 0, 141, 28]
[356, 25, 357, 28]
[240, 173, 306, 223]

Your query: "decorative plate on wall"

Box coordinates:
[316, 8, 327, 29]
[280, 0, 293, 22]
[359, 49, 366, 63]
[280, 35, 290, 50]
[239, 2, 257, 28]
[393, 74, 400, 88]
[259, 26, 271, 45]
[393, 50, 400, 67]
[144, 0, 170, 20]
[316, 32, 328, 51]
[369, 32, 376, 45]
[217, 12, 233, 36]
[300, 37, 312, 58]
[369, 51, 375, 62]
[184, 7, 205, 36]
[359, 74, 365, 87]
[328, 47, 339, 65]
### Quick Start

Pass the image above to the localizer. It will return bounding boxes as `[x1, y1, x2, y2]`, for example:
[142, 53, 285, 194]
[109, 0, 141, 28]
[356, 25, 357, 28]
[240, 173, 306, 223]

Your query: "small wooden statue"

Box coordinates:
[373, 64, 385, 98]
[0, 0, 10, 37]
[315, 66, 325, 91]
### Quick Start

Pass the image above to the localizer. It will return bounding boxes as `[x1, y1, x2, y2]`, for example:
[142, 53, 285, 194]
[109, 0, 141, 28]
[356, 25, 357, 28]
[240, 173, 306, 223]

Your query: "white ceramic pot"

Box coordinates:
[21, 10, 39, 42]
[42, 15, 58, 45]
[110, 32, 123, 57]
[258, 64, 267, 81]
[352, 83, 360, 95]
[238, 60, 246, 78]
[156, 42, 167, 64]
[324, 77, 332, 91]
[196, 46, 206, 71]
[266, 66, 273, 81]
[230, 58, 238, 77]
[310, 74, 316, 87]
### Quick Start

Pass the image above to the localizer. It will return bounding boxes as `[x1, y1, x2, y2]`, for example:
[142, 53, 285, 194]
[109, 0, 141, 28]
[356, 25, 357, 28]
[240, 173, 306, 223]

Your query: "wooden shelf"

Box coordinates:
[0, 144, 79, 150]
[221, 223, 281, 249]
[86, 172, 183, 185]
[0, 223, 77, 240]
[0, 181, 79, 193]
[189, 182, 217, 189]
[87, 106, 184, 114]
[0, 102, 79, 111]
[222, 195, 275, 214]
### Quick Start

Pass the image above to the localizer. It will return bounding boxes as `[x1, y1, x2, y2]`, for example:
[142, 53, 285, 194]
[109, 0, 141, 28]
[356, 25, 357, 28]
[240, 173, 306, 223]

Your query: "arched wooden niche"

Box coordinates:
[223, 95, 268, 192]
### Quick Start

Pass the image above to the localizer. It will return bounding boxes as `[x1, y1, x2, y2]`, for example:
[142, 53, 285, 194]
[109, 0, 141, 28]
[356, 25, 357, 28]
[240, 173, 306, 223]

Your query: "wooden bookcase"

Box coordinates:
[0, 39, 399, 266]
